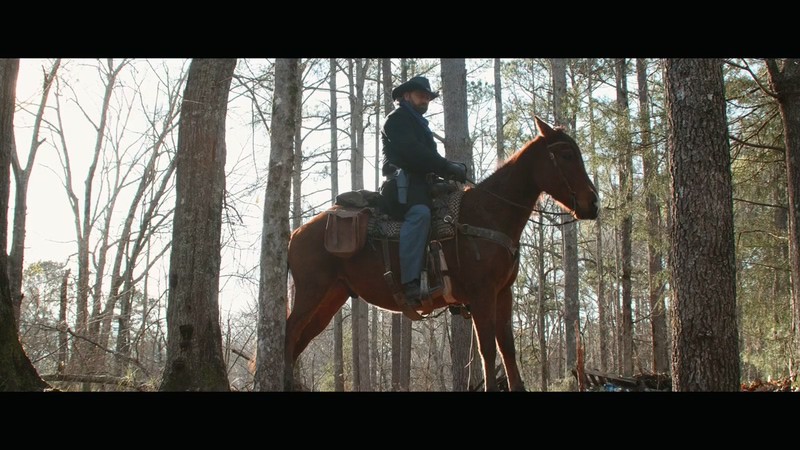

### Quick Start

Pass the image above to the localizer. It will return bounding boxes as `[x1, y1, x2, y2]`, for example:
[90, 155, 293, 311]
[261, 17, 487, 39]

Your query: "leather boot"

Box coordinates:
[403, 280, 422, 306]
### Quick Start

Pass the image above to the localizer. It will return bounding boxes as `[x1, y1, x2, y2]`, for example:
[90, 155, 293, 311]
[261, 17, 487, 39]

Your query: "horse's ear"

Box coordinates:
[535, 116, 554, 137]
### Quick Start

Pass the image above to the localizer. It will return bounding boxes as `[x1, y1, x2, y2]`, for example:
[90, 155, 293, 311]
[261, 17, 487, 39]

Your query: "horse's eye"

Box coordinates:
[560, 148, 574, 161]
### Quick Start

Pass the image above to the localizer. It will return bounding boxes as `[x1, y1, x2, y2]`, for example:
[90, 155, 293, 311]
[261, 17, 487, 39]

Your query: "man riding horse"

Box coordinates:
[379, 76, 467, 306]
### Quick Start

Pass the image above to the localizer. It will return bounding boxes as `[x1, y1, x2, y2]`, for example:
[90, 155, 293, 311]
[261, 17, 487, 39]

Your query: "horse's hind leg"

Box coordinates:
[496, 286, 525, 391]
[284, 279, 349, 390]
[292, 282, 349, 360]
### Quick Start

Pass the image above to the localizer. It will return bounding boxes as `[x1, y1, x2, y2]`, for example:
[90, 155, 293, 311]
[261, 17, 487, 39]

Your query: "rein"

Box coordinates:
[465, 140, 580, 227]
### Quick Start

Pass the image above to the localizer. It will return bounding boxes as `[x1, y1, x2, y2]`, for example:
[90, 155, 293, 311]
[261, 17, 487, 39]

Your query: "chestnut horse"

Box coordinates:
[285, 117, 599, 391]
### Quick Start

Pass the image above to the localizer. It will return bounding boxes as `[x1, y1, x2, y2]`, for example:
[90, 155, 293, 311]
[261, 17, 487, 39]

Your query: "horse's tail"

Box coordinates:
[248, 350, 257, 375]
[287, 263, 295, 317]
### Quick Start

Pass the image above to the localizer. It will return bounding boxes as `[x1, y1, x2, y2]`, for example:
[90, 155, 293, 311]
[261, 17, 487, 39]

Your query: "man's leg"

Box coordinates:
[399, 204, 431, 303]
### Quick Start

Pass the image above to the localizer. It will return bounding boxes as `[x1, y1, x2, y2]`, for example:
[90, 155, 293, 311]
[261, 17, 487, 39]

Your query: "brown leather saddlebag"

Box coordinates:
[324, 208, 370, 258]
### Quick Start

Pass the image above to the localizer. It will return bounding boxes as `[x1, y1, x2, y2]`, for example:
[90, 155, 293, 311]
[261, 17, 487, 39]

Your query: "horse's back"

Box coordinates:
[288, 210, 336, 274]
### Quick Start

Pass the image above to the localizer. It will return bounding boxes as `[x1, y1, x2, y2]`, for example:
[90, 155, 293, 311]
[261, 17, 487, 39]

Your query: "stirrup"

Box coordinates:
[448, 304, 471, 319]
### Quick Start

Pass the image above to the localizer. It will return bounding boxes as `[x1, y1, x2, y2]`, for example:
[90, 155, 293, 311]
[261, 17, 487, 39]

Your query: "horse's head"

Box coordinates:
[534, 116, 599, 220]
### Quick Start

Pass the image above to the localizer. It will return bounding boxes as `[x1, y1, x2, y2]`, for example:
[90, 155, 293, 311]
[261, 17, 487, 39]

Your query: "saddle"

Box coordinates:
[324, 183, 465, 320]
[327, 183, 463, 247]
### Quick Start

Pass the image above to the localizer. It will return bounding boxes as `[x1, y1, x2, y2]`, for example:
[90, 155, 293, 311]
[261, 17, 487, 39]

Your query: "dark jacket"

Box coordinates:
[380, 103, 449, 217]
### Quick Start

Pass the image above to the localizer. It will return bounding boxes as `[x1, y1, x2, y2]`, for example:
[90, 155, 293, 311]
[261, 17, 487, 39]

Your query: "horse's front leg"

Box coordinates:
[496, 286, 525, 391]
[468, 286, 499, 392]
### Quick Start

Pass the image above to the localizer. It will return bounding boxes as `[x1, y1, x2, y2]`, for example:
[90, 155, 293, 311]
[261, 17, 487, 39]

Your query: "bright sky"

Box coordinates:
[9, 58, 461, 316]
[11, 59, 252, 314]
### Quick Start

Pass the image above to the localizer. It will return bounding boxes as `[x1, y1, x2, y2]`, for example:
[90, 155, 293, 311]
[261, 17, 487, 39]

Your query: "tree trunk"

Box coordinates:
[585, 62, 609, 374]
[134, 239, 153, 372]
[529, 59, 537, 120]
[551, 58, 579, 386]
[160, 58, 236, 391]
[333, 312, 344, 391]
[254, 58, 300, 391]
[441, 59, 473, 180]
[113, 283, 133, 377]
[636, 58, 670, 374]
[329, 58, 345, 392]
[348, 58, 372, 391]
[665, 58, 740, 391]
[594, 171, 608, 374]
[401, 62, 412, 391]
[290, 60, 305, 383]
[0, 58, 49, 391]
[383, 59, 412, 392]
[385, 59, 400, 391]
[615, 58, 634, 377]
[537, 223, 548, 391]
[438, 316, 449, 390]
[293, 61, 304, 233]
[371, 64, 382, 389]
[554, 269, 564, 378]
[356, 59, 371, 390]
[393, 64, 414, 391]
[771, 162, 791, 367]
[370, 302, 378, 389]
[401, 307, 412, 390]
[392, 313, 402, 391]
[8, 59, 60, 329]
[347, 59, 362, 391]
[442, 58, 477, 391]
[58, 269, 70, 375]
[613, 224, 622, 374]
[765, 59, 800, 359]
[382, 59, 394, 114]
[494, 58, 505, 168]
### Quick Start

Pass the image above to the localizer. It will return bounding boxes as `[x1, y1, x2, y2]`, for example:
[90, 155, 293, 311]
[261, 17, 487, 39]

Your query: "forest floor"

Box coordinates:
[579, 369, 798, 392]
[741, 376, 797, 392]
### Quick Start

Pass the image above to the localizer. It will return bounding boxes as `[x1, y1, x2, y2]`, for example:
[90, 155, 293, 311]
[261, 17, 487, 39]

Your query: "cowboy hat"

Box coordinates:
[391, 76, 439, 101]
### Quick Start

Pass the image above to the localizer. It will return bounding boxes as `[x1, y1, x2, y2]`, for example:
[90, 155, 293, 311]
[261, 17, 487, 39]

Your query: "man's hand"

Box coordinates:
[446, 161, 467, 183]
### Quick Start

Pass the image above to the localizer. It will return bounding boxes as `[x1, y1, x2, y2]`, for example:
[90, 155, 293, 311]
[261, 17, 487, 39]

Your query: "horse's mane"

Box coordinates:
[478, 125, 571, 188]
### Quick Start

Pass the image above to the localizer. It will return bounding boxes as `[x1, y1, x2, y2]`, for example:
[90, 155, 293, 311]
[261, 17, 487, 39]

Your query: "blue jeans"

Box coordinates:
[399, 204, 431, 284]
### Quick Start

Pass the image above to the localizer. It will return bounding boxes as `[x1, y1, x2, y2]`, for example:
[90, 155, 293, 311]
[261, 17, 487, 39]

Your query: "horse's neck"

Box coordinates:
[468, 139, 545, 241]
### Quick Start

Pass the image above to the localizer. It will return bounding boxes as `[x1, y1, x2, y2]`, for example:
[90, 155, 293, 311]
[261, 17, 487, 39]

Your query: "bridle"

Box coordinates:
[545, 140, 580, 217]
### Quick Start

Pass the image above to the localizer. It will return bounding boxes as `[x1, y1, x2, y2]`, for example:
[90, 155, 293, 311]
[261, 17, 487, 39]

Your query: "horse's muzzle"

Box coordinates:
[576, 192, 600, 220]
